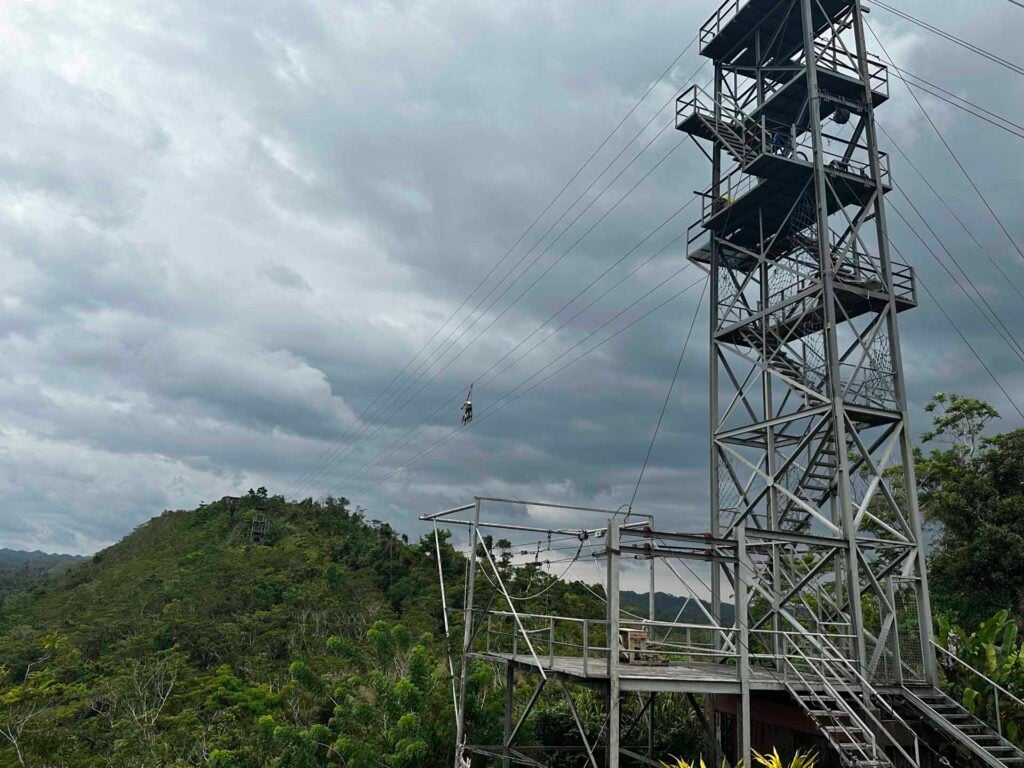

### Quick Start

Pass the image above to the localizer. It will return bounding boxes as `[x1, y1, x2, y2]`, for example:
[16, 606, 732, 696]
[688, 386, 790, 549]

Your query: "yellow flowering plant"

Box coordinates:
[662, 749, 816, 768]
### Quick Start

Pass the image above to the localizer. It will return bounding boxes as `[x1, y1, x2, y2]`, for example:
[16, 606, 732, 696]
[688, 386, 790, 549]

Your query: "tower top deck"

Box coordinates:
[701, 0, 853, 65]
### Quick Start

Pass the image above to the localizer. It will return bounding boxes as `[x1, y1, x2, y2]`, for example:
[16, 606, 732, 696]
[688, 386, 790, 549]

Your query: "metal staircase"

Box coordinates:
[780, 439, 838, 531]
[892, 687, 1024, 767]
[777, 635, 922, 768]
[786, 675, 893, 767]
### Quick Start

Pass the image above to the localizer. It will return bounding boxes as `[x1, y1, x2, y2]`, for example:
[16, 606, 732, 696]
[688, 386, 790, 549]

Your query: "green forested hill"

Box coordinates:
[0, 492, 473, 767]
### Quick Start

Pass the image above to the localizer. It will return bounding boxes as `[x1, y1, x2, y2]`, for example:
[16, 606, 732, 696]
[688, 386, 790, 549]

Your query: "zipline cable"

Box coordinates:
[868, 1, 1024, 79]
[886, 240, 1024, 419]
[885, 66, 1024, 141]
[891, 190, 1024, 359]
[294, 64, 709, 498]
[888, 198, 1024, 366]
[344, 267, 702, 497]
[887, 198, 1024, 365]
[331, 206, 695, 492]
[319, 137, 689, 494]
[294, 122, 689, 499]
[349, 275, 708, 498]
[285, 37, 703, 497]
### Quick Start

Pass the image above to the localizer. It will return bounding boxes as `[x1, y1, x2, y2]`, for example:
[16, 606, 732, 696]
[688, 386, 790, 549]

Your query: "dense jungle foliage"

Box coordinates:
[0, 491, 703, 767]
[1, 392, 1023, 766]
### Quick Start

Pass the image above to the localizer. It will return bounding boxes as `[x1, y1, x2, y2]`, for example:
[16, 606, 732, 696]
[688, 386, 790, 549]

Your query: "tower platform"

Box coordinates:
[701, 0, 851, 65]
[474, 651, 788, 694]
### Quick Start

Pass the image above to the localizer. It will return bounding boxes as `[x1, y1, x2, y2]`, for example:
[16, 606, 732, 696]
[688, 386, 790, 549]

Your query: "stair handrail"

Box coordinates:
[932, 639, 1024, 740]
[780, 636, 888, 765]
[811, 633, 924, 766]
[786, 632, 923, 766]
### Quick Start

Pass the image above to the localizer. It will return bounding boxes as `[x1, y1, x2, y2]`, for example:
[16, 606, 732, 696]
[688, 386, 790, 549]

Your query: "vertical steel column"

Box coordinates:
[736, 524, 752, 767]
[648, 558, 656, 760]
[607, 521, 621, 768]
[503, 661, 514, 768]
[851, 0, 938, 685]
[799, 0, 868, 676]
[453, 498, 480, 768]
[710, 59, 724, 655]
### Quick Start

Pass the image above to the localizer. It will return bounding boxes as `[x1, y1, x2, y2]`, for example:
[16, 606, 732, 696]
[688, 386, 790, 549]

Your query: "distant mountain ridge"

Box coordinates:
[0, 547, 87, 563]
[0, 548, 87, 602]
[620, 589, 735, 624]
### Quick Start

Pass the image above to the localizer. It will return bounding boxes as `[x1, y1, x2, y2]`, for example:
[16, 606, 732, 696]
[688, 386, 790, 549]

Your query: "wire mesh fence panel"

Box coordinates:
[894, 576, 925, 682]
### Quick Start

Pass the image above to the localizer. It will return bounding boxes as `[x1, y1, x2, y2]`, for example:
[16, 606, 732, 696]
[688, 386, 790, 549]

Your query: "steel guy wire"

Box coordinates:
[868, 1, 1024, 78]
[336, 254, 699, 496]
[877, 121, 1024, 303]
[886, 240, 1024, 418]
[890, 185, 1024, 358]
[887, 198, 1024, 366]
[289, 64, 707, 500]
[885, 67, 1024, 141]
[340, 258, 700, 497]
[867, 20, 1024, 268]
[297, 125, 681, 499]
[630, 279, 708, 510]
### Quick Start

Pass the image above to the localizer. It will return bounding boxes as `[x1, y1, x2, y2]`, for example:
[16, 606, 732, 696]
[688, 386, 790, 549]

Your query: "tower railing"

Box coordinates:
[695, 137, 890, 226]
[699, 0, 744, 51]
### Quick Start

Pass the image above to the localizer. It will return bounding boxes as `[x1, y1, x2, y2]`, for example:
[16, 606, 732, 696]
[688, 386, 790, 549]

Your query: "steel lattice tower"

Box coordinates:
[428, 1, 1024, 765]
[679, 0, 937, 706]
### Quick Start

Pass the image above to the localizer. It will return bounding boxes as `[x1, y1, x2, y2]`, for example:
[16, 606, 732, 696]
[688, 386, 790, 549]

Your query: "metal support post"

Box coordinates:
[503, 661, 514, 768]
[647, 692, 656, 762]
[851, 0, 938, 685]
[736, 524, 752, 768]
[607, 521, 621, 768]
[710, 60, 724, 656]
[454, 498, 480, 768]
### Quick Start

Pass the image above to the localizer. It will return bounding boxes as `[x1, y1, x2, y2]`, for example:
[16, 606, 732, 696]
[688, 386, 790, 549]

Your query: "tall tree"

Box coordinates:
[917, 394, 1024, 625]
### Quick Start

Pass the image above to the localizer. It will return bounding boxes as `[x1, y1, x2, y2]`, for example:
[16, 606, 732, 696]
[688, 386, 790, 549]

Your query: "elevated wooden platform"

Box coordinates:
[473, 652, 789, 694]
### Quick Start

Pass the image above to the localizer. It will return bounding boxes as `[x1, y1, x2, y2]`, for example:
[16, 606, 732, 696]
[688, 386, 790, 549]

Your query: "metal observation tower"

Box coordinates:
[425, 0, 1024, 766]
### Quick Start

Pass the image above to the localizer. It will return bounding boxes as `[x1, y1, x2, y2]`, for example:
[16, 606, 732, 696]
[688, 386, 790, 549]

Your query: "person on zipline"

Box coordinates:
[461, 386, 473, 425]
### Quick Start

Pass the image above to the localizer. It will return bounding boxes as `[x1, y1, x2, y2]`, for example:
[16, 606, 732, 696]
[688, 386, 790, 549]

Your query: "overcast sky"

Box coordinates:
[0, 0, 1021, 556]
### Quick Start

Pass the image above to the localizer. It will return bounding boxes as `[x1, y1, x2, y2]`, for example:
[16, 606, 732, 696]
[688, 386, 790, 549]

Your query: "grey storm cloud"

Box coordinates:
[0, 0, 1021, 555]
